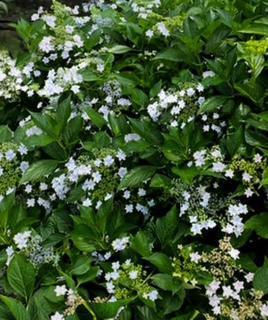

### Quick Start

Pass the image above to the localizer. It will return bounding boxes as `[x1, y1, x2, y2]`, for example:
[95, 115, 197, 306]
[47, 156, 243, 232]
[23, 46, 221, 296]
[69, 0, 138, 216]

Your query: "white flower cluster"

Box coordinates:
[51, 285, 83, 320]
[98, 81, 132, 120]
[38, 66, 83, 97]
[131, 0, 161, 19]
[222, 203, 248, 237]
[122, 188, 155, 216]
[112, 236, 130, 252]
[0, 51, 29, 101]
[104, 259, 159, 302]
[147, 83, 205, 128]
[12, 231, 59, 266]
[180, 185, 216, 235]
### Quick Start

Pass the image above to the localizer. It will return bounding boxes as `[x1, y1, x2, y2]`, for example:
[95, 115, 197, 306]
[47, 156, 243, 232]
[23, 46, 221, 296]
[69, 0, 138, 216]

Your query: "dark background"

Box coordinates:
[7, 0, 81, 20]
[0, 0, 82, 53]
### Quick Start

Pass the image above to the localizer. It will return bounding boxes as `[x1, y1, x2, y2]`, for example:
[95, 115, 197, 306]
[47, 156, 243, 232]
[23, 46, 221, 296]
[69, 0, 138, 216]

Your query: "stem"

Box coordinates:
[190, 310, 200, 320]
[82, 300, 97, 320]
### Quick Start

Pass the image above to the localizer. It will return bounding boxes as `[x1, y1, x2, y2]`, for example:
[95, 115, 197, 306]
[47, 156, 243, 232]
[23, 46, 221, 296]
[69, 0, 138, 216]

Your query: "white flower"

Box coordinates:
[190, 252, 201, 263]
[5, 150, 16, 161]
[6, 246, 14, 266]
[157, 22, 169, 37]
[42, 15, 57, 28]
[82, 198, 92, 207]
[112, 237, 130, 252]
[244, 272, 254, 283]
[117, 150, 126, 161]
[20, 161, 29, 173]
[146, 29, 154, 39]
[103, 155, 114, 167]
[27, 198, 35, 207]
[228, 248, 240, 260]
[13, 231, 31, 249]
[55, 285, 67, 297]
[124, 133, 141, 143]
[50, 312, 65, 320]
[18, 144, 28, 155]
[129, 270, 138, 280]
[202, 70, 215, 78]
[92, 171, 102, 183]
[193, 150, 206, 167]
[25, 184, 32, 193]
[97, 63, 105, 73]
[261, 303, 268, 317]
[106, 281, 115, 294]
[39, 36, 55, 53]
[222, 285, 234, 298]
[245, 188, 253, 198]
[212, 162, 226, 172]
[225, 169, 234, 178]
[186, 88, 195, 97]
[125, 204, 134, 213]
[118, 167, 127, 179]
[31, 13, 39, 21]
[233, 280, 244, 293]
[147, 290, 158, 301]
[138, 188, 146, 197]
[191, 223, 202, 235]
[242, 172, 252, 182]
[254, 153, 262, 163]
[123, 190, 131, 199]
[66, 25, 74, 34]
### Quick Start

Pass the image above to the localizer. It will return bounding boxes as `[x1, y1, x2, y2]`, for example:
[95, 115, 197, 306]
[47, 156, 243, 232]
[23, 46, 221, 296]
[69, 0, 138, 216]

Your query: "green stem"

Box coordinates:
[190, 310, 200, 320]
[82, 300, 97, 320]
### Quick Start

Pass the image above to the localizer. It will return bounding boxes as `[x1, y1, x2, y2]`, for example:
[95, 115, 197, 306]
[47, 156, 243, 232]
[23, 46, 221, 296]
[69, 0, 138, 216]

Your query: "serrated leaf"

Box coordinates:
[131, 231, 152, 257]
[198, 96, 230, 114]
[119, 166, 156, 189]
[253, 265, 268, 293]
[20, 160, 59, 184]
[7, 255, 36, 301]
[245, 213, 268, 238]
[0, 296, 30, 320]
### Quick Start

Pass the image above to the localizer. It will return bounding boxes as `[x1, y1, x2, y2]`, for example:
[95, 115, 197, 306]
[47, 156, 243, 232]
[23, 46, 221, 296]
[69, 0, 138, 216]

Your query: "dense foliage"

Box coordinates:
[0, 0, 268, 319]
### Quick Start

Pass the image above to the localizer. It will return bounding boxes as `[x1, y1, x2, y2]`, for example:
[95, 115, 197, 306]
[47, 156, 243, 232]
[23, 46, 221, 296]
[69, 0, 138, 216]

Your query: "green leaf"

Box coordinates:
[129, 118, 163, 146]
[172, 167, 200, 184]
[131, 231, 152, 257]
[253, 265, 268, 293]
[119, 166, 157, 189]
[0, 296, 30, 320]
[150, 174, 171, 188]
[108, 114, 129, 136]
[145, 253, 173, 273]
[245, 213, 268, 238]
[80, 69, 99, 82]
[107, 45, 132, 54]
[153, 48, 182, 62]
[20, 160, 59, 184]
[29, 111, 59, 138]
[154, 206, 178, 246]
[151, 274, 182, 293]
[85, 108, 106, 128]
[56, 94, 71, 132]
[262, 168, 268, 186]
[239, 23, 268, 36]
[0, 126, 13, 143]
[198, 96, 230, 114]
[90, 300, 130, 319]
[7, 255, 36, 301]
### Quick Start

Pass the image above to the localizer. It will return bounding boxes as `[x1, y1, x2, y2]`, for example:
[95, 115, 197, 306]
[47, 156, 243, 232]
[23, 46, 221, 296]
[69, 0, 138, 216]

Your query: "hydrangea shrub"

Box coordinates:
[0, 0, 268, 319]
